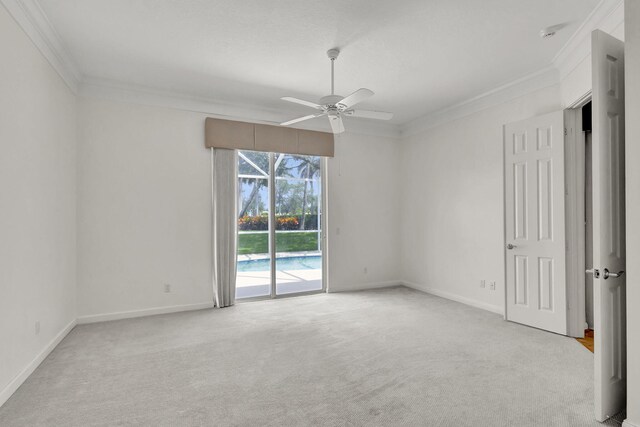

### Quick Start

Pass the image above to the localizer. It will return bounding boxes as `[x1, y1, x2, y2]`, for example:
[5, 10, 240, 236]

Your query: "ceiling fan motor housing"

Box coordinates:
[319, 95, 344, 108]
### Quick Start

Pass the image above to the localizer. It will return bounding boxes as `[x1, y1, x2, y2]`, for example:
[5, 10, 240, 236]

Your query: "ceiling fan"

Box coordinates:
[280, 48, 393, 134]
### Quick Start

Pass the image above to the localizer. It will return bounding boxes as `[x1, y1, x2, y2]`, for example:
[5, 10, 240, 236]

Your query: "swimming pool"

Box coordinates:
[237, 255, 321, 272]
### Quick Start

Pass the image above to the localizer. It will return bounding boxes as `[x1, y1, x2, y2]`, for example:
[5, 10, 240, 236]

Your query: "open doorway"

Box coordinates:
[578, 101, 595, 352]
[565, 96, 591, 341]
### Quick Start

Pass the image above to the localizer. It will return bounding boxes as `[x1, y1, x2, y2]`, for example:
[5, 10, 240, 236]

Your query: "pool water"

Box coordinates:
[237, 255, 321, 272]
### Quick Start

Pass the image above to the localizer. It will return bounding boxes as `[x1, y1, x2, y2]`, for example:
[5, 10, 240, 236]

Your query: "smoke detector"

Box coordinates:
[539, 23, 568, 39]
[539, 27, 556, 38]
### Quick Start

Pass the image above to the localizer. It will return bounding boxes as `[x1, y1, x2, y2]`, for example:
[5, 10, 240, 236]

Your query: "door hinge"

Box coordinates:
[564, 128, 568, 136]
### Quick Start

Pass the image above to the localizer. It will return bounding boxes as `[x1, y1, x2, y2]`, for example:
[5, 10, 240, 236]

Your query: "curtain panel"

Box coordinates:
[211, 148, 238, 308]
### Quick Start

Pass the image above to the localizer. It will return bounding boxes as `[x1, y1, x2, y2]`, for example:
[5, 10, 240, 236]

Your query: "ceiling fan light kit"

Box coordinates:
[280, 48, 393, 134]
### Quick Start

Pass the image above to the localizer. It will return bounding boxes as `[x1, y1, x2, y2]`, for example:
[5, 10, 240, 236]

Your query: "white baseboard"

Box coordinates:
[76, 302, 215, 324]
[328, 280, 402, 293]
[401, 280, 504, 315]
[0, 318, 77, 408]
[623, 420, 640, 427]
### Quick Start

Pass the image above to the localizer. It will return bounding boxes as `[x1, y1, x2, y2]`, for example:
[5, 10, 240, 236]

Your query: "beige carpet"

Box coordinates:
[0, 287, 624, 426]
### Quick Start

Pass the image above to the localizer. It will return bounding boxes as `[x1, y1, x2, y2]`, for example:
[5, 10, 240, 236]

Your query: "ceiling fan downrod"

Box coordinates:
[327, 48, 340, 96]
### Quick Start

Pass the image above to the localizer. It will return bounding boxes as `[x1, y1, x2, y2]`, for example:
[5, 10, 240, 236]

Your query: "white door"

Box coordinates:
[504, 111, 567, 335]
[591, 29, 626, 422]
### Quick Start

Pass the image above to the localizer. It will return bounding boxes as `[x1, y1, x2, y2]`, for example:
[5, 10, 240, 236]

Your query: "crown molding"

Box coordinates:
[1, 0, 81, 92]
[553, 0, 624, 81]
[80, 77, 402, 139]
[3, 0, 623, 140]
[401, 66, 559, 137]
[400, 0, 624, 138]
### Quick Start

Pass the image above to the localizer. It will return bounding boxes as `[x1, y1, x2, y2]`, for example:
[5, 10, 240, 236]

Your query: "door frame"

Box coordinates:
[564, 91, 591, 338]
[237, 152, 329, 302]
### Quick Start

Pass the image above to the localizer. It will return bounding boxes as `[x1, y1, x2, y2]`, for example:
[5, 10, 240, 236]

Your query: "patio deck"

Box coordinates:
[236, 268, 322, 298]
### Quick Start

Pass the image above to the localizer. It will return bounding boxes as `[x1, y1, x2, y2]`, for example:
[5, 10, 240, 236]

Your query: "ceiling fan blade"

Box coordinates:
[280, 113, 324, 126]
[329, 116, 345, 134]
[346, 109, 394, 121]
[337, 88, 374, 109]
[281, 97, 323, 110]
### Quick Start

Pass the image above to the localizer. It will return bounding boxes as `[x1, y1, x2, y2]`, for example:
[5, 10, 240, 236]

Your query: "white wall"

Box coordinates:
[76, 99, 213, 318]
[0, 4, 77, 404]
[396, 5, 625, 316]
[327, 133, 401, 291]
[76, 97, 401, 318]
[624, 1, 640, 424]
[399, 85, 562, 313]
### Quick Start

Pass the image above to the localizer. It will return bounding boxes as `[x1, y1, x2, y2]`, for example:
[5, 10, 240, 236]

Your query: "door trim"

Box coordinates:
[564, 106, 588, 338]
[321, 156, 329, 293]
[268, 153, 276, 298]
[502, 123, 508, 320]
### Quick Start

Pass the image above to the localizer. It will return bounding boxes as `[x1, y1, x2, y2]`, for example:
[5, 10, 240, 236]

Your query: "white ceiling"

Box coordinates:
[38, 0, 601, 124]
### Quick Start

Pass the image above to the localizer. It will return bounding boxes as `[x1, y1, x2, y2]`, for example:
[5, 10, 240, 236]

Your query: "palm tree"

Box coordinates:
[238, 181, 263, 218]
[292, 156, 320, 230]
[238, 154, 320, 230]
[238, 152, 269, 219]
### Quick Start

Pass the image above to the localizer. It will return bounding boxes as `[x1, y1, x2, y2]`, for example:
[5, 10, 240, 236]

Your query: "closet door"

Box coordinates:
[504, 110, 567, 335]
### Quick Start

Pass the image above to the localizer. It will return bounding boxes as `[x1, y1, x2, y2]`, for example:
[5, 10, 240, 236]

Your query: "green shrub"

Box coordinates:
[238, 214, 320, 231]
[277, 216, 299, 230]
[238, 215, 269, 231]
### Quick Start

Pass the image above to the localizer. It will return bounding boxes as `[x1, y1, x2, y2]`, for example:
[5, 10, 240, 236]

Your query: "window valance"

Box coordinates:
[205, 117, 334, 157]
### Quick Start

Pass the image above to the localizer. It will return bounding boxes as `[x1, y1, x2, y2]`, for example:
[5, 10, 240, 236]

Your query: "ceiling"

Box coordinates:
[38, 0, 601, 124]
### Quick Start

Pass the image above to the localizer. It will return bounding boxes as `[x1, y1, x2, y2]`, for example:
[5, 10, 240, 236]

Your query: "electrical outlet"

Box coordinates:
[489, 281, 496, 291]
[480, 280, 486, 288]
[164, 284, 171, 293]
[35, 321, 40, 335]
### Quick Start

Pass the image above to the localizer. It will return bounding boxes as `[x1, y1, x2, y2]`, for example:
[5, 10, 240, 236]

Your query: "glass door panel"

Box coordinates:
[236, 151, 324, 299]
[236, 151, 271, 299]
[274, 154, 323, 295]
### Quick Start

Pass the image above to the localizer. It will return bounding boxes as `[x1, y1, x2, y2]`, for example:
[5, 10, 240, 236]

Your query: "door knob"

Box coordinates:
[506, 244, 517, 250]
[603, 268, 624, 279]
[586, 268, 600, 278]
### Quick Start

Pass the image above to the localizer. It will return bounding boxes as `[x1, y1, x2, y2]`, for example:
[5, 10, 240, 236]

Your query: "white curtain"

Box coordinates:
[211, 148, 238, 308]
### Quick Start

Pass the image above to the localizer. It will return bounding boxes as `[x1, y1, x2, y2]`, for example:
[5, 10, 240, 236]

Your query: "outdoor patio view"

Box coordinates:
[236, 150, 322, 299]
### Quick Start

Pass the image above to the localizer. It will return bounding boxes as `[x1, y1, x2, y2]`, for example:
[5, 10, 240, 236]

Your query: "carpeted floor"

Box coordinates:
[0, 287, 623, 426]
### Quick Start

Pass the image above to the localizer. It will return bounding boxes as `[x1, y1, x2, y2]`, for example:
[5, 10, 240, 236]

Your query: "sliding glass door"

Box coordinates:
[236, 151, 325, 299]
[236, 151, 271, 298]
[274, 153, 323, 295]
